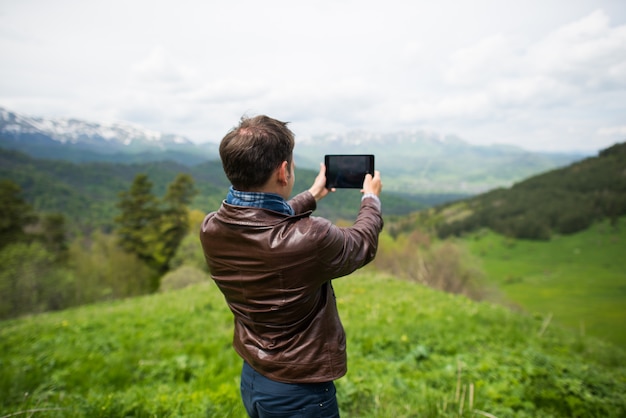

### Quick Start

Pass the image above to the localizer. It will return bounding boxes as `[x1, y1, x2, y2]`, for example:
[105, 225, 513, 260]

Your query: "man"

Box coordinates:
[200, 115, 383, 417]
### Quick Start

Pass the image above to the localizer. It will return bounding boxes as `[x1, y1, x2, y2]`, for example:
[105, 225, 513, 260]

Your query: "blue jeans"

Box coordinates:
[240, 362, 340, 418]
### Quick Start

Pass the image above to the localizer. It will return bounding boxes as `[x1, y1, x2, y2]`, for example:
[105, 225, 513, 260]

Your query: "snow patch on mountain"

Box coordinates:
[0, 106, 192, 147]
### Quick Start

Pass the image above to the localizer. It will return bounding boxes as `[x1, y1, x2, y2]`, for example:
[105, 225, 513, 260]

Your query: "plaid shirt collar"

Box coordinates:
[226, 186, 295, 215]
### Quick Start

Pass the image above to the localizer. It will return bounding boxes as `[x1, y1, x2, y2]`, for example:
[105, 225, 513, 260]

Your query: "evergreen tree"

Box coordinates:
[0, 180, 37, 250]
[114, 174, 197, 288]
[163, 173, 197, 208]
[156, 174, 197, 271]
[114, 174, 160, 268]
[35, 213, 69, 263]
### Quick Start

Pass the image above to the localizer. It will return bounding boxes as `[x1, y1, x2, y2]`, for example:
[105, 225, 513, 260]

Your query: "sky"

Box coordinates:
[1, 0, 625, 152]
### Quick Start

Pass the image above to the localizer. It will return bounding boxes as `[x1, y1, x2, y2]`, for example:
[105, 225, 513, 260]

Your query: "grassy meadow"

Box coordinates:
[464, 218, 626, 348]
[2, 270, 625, 417]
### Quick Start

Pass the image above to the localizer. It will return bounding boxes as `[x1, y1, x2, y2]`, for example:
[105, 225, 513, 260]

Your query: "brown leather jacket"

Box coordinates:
[200, 190, 383, 383]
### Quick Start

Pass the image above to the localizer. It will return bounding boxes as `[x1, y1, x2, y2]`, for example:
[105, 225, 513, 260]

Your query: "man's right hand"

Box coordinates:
[362, 171, 382, 196]
[309, 163, 334, 202]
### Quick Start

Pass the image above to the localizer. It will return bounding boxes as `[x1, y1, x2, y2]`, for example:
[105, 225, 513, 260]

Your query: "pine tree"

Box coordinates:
[114, 174, 160, 268]
[154, 174, 197, 271]
[114, 174, 197, 288]
[38, 213, 69, 262]
[0, 180, 37, 250]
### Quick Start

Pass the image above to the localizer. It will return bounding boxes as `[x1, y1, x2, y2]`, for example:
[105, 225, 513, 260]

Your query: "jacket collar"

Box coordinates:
[226, 186, 295, 216]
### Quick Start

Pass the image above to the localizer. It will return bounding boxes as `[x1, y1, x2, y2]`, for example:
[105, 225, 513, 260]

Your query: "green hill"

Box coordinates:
[380, 142, 626, 349]
[412, 142, 626, 240]
[1, 271, 624, 417]
[464, 217, 626, 348]
[2, 142, 625, 416]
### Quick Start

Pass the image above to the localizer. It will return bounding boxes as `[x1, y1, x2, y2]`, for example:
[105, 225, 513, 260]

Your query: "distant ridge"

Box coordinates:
[295, 131, 584, 194]
[1, 106, 583, 193]
[410, 142, 626, 240]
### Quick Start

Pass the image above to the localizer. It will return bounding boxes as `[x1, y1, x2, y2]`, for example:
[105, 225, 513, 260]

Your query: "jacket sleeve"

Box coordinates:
[288, 191, 317, 214]
[315, 196, 384, 279]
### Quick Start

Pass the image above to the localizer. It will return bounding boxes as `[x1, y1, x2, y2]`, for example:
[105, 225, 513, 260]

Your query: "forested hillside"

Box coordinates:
[0, 148, 426, 233]
[2, 142, 623, 344]
[0, 147, 422, 320]
[396, 142, 626, 240]
[2, 141, 625, 418]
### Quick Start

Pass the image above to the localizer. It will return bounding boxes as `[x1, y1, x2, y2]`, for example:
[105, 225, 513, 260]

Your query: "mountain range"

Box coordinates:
[0, 106, 218, 165]
[0, 106, 191, 148]
[1, 106, 585, 194]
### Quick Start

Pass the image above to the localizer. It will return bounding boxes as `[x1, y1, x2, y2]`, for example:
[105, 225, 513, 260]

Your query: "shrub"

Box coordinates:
[374, 231, 486, 300]
[0, 242, 58, 318]
[68, 231, 156, 302]
[168, 232, 208, 272]
[159, 265, 209, 292]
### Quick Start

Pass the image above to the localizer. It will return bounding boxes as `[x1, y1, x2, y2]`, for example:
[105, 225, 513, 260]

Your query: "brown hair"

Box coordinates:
[219, 115, 295, 190]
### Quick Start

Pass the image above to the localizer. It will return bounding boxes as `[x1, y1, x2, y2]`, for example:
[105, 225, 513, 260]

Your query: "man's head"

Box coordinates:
[219, 115, 295, 191]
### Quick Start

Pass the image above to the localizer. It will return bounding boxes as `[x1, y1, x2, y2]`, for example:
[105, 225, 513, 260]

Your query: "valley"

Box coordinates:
[1, 106, 625, 416]
[465, 219, 626, 347]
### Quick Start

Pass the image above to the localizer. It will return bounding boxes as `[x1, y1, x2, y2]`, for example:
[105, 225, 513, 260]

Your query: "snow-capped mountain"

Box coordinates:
[0, 106, 192, 149]
[0, 106, 220, 165]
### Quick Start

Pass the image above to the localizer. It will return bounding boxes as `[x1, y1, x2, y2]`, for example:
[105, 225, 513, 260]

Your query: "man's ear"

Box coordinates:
[277, 160, 290, 186]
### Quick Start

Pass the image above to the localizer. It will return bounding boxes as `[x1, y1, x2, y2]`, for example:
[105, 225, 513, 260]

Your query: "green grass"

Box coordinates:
[2, 270, 625, 417]
[464, 218, 626, 348]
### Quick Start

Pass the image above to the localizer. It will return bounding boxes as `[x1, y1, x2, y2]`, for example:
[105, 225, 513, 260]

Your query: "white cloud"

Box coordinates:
[130, 47, 196, 87]
[0, 1, 625, 151]
[406, 8, 626, 151]
[528, 10, 626, 87]
[441, 9, 626, 102]
[444, 34, 517, 86]
[592, 125, 626, 151]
